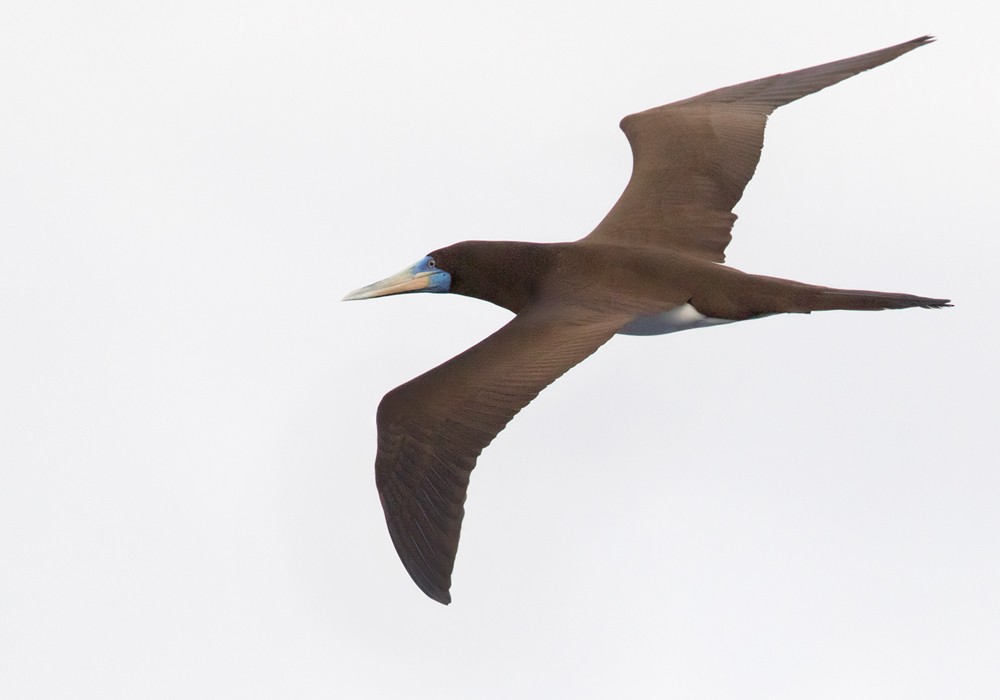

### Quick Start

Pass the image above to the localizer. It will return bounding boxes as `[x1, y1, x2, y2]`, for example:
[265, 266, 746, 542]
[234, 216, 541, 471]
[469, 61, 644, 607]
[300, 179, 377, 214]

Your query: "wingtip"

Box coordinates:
[894, 35, 935, 55]
[428, 588, 452, 605]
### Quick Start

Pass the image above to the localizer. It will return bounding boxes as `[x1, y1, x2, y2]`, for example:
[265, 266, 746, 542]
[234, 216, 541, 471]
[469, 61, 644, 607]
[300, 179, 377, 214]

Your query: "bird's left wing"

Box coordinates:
[374, 302, 629, 604]
[581, 36, 932, 262]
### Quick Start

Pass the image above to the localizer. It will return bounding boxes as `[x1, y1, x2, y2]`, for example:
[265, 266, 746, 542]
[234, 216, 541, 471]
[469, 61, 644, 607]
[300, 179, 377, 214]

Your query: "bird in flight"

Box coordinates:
[344, 36, 949, 604]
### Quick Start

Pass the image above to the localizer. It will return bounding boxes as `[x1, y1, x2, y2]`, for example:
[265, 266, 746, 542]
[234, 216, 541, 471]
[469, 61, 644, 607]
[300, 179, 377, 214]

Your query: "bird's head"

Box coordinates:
[343, 241, 556, 312]
[342, 254, 452, 301]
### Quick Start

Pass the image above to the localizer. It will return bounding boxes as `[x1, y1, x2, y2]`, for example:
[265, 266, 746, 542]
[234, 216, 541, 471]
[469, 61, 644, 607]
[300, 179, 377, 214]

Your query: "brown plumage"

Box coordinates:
[344, 36, 950, 604]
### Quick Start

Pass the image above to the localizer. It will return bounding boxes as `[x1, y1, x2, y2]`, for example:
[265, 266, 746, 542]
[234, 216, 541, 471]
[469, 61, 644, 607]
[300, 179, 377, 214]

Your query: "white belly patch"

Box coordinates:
[617, 303, 735, 336]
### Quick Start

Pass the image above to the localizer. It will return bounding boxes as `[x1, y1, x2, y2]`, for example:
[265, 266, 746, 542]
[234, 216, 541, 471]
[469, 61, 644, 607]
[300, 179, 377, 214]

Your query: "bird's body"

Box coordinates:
[344, 37, 949, 604]
[431, 241, 946, 323]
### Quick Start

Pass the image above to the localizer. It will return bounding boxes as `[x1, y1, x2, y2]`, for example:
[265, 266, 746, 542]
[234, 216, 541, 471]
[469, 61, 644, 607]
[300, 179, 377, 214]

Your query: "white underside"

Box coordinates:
[617, 303, 735, 336]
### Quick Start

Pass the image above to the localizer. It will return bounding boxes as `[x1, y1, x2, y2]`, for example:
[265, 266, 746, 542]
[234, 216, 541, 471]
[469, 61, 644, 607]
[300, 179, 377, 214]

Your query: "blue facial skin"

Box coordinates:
[414, 256, 452, 294]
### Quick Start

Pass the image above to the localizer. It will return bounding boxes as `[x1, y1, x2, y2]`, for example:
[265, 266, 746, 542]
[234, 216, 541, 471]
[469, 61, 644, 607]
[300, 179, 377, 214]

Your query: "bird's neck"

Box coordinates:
[450, 241, 561, 314]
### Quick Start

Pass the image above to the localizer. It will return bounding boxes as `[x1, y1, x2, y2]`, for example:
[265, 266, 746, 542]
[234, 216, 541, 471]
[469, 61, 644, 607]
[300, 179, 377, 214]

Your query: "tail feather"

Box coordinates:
[695, 272, 951, 318]
[810, 288, 952, 311]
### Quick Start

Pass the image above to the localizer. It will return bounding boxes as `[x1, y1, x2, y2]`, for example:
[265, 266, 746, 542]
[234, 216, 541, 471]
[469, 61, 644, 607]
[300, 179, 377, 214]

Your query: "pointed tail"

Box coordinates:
[741, 273, 953, 315]
[807, 288, 951, 311]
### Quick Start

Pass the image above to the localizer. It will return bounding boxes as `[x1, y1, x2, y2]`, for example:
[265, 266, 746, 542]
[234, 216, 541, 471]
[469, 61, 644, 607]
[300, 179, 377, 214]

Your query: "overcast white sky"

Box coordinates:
[2, 1, 998, 698]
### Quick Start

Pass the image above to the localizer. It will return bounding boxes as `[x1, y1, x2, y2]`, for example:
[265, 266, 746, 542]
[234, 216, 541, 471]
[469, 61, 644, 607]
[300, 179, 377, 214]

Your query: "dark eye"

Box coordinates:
[427, 258, 436, 268]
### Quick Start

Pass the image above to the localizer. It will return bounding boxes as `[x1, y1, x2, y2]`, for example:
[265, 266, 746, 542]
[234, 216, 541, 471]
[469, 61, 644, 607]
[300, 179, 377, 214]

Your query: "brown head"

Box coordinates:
[344, 240, 560, 314]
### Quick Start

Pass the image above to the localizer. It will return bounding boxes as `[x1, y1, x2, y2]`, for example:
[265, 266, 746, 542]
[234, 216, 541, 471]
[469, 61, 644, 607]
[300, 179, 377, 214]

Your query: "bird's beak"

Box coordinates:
[342, 260, 450, 301]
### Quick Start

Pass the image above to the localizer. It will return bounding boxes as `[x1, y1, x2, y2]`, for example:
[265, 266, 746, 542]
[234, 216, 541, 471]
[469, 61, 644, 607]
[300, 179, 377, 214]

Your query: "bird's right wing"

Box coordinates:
[581, 36, 933, 262]
[374, 302, 630, 604]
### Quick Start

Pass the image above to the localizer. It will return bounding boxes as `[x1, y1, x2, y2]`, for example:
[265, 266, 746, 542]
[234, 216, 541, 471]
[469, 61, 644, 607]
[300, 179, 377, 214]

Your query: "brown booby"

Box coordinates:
[344, 36, 950, 604]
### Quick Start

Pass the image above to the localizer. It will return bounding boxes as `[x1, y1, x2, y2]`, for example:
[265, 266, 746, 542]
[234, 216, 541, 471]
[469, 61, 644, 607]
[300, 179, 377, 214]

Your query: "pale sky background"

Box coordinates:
[2, 1, 998, 698]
